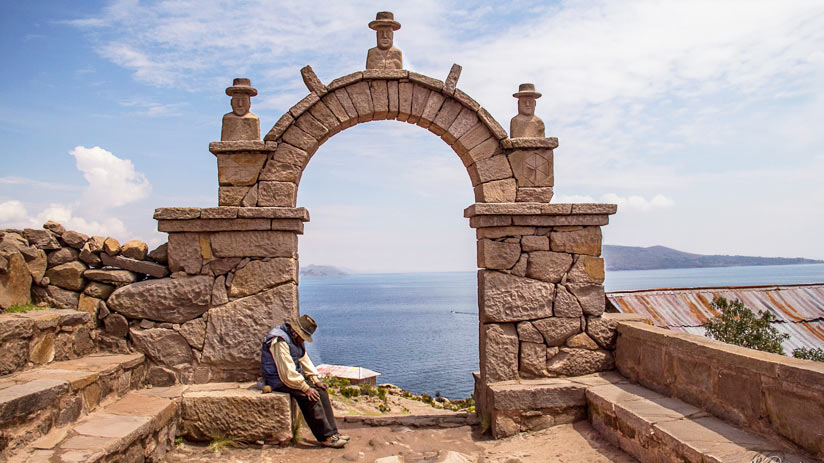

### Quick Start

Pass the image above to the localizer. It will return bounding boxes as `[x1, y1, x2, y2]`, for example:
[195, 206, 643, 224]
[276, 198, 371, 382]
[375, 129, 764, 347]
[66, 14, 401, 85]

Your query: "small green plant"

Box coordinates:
[792, 346, 824, 362]
[420, 393, 432, 403]
[339, 386, 360, 398]
[173, 436, 184, 448]
[702, 297, 789, 355]
[435, 391, 441, 398]
[378, 403, 390, 413]
[5, 303, 48, 313]
[377, 386, 388, 401]
[480, 413, 492, 434]
[208, 436, 239, 452]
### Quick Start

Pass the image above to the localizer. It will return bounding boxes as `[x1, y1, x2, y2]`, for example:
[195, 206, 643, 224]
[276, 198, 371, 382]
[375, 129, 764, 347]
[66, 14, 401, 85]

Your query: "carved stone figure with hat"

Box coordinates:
[510, 83, 546, 138]
[366, 11, 403, 70]
[221, 77, 260, 141]
[260, 314, 350, 448]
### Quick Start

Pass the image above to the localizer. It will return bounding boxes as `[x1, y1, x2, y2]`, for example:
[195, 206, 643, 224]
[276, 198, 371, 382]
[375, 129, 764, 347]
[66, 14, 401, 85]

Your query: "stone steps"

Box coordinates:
[10, 387, 178, 463]
[0, 352, 145, 458]
[587, 381, 816, 463]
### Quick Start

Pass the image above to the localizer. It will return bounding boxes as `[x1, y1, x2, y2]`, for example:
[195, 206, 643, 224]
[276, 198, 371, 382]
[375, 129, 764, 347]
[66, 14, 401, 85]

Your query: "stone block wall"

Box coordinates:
[0, 309, 93, 375]
[616, 321, 824, 459]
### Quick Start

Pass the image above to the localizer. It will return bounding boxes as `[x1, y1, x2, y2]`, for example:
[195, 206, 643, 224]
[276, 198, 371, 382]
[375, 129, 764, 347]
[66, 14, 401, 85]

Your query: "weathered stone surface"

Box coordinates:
[153, 207, 202, 220]
[104, 313, 129, 337]
[202, 283, 297, 369]
[205, 258, 241, 276]
[23, 228, 60, 250]
[516, 187, 554, 203]
[516, 321, 544, 343]
[550, 227, 602, 256]
[566, 333, 599, 350]
[108, 275, 212, 323]
[0, 339, 28, 374]
[0, 378, 69, 421]
[567, 256, 605, 284]
[520, 341, 548, 377]
[97, 300, 110, 319]
[47, 247, 79, 268]
[181, 387, 291, 443]
[148, 243, 168, 264]
[77, 294, 101, 318]
[259, 160, 302, 183]
[443, 64, 462, 95]
[532, 317, 581, 346]
[25, 248, 47, 282]
[83, 269, 138, 284]
[103, 237, 120, 255]
[130, 327, 194, 366]
[521, 235, 549, 252]
[481, 323, 518, 382]
[217, 153, 266, 186]
[45, 261, 87, 291]
[121, 240, 148, 260]
[0, 249, 31, 308]
[229, 258, 297, 298]
[509, 149, 553, 187]
[78, 242, 102, 267]
[511, 253, 527, 277]
[526, 251, 572, 283]
[211, 275, 228, 305]
[61, 230, 88, 249]
[32, 285, 79, 310]
[586, 317, 619, 349]
[100, 252, 170, 278]
[257, 181, 297, 207]
[210, 231, 297, 258]
[568, 284, 605, 316]
[546, 348, 614, 376]
[476, 239, 520, 270]
[147, 365, 177, 386]
[219, 185, 250, 206]
[43, 221, 65, 235]
[168, 233, 202, 274]
[473, 179, 516, 202]
[179, 317, 206, 350]
[29, 332, 55, 364]
[479, 270, 554, 323]
[553, 285, 583, 318]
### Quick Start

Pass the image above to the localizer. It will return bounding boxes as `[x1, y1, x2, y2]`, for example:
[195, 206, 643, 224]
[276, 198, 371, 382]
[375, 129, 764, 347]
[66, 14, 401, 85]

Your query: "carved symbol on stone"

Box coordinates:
[524, 152, 550, 185]
[508, 149, 553, 187]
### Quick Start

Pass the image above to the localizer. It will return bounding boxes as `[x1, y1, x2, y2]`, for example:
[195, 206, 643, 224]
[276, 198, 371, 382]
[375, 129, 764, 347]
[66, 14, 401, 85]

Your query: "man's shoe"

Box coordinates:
[261, 385, 272, 394]
[335, 433, 350, 442]
[319, 435, 346, 448]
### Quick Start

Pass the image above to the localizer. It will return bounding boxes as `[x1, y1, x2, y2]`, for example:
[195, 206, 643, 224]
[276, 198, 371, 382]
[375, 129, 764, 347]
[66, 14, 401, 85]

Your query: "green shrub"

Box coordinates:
[339, 386, 360, 398]
[702, 297, 789, 355]
[421, 393, 432, 403]
[5, 303, 47, 313]
[792, 346, 824, 362]
[360, 384, 378, 397]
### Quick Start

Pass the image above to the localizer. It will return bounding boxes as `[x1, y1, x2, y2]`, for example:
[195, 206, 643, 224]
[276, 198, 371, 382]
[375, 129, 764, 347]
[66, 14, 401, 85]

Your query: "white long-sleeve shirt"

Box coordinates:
[270, 339, 320, 392]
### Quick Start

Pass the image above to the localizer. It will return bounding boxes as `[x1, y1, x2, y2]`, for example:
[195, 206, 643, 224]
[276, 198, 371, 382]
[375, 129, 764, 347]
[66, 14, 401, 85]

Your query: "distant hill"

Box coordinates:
[603, 245, 823, 271]
[300, 264, 349, 278]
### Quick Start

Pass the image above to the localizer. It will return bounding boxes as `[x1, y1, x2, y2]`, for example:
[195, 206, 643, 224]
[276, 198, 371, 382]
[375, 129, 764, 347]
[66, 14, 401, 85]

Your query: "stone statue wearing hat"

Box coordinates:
[221, 78, 260, 141]
[510, 83, 545, 138]
[366, 11, 403, 70]
[260, 314, 350, 448]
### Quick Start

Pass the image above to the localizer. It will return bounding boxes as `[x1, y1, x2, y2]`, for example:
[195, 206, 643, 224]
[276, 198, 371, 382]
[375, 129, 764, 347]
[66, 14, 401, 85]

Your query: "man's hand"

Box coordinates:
[306, 387, 320, 402]
[314, 381, 328, 391]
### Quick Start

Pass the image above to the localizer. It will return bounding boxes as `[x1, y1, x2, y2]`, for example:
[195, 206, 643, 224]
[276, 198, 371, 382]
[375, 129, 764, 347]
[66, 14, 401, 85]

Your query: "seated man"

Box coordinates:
[261, 315, 349, 448]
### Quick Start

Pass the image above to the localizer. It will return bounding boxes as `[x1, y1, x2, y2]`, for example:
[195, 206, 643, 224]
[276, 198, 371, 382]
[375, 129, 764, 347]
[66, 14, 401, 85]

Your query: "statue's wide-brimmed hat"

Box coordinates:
[513, 83, 542, 99]
[290, 314, 317, 342]
[369, 11, 401, 31]
[225, 78, 258, 97]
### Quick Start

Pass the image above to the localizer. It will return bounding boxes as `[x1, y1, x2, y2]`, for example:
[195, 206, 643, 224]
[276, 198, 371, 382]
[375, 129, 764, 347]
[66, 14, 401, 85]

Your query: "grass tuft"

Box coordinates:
[208, 436, 239, 452]
[5, 303, 49, 313]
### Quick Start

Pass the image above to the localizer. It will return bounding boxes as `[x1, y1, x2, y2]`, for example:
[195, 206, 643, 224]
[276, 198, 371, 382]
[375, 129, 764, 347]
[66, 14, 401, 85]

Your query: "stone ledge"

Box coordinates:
[154, 207, 310, 221]
[343, 413, 478, 428]
[464, 203, 618, 218]
[208, 140, 270, 154]
[501, 137, 559, 149]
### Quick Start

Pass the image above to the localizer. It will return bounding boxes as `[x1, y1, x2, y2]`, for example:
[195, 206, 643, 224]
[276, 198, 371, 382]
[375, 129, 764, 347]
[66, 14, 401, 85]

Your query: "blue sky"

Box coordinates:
[1, 1, 823, 272]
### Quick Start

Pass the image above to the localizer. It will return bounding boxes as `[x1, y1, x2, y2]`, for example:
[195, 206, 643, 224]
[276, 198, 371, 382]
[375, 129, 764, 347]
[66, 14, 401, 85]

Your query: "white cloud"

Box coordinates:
[555, 193, 674, 212]
[0, 200, 30, 223]
[69, 146, 151, 210]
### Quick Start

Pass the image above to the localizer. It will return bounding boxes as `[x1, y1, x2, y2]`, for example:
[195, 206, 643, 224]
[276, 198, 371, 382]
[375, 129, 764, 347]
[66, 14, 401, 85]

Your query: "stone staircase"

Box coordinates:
[486, 372, 818, 463]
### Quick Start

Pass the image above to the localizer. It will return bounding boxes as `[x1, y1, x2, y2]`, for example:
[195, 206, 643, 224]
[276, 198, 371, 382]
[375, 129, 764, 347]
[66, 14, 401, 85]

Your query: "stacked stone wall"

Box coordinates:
[0, 309, 93, 375]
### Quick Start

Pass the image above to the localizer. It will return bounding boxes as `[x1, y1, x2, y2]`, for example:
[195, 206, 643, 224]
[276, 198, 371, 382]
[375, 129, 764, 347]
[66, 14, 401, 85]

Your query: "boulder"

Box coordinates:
[22, 228, 60, 250]
[83, 269, 139, 284]
[103, 237, 120, 255]
[202, 283, 297, 370]
[104, 313, 129, 337]
[129, 327, 194, 366]
[480, 323, 518, 382]
[44, 261, 87, 291]
[566, 256, 605, 284]
[565, 333, 599, 350]
[553, 285, 583, 318]
[479, 270, 554, 323]
[43, 221, 65, 235]
[586, 316, 620, 349]
[229, 258, 297, 298]
[148, 242, 168, 264]
[107, 275, 213, 323]
[121, 240, 148, 260]
[77, 294, 101, 318]
[526, 251, 572, 283]
[83, 281, 116, 299]
[179, 317, 207, 350]
[31, 285, 79, 310]
[24, 248, 47, 283]
[546, 348, 614, 376]
[532, 317, 581, 346]
[78, 242, 102, 267]
[61, 230, 88, 249]
[0, 248, 31, 309]
[147, 365, 177, 387]
[100, 252, 170, 278]
[211, 276, 228, 305]
[87, 236, 105, 253]
[47, 247, 79, 268]
[180, 386, 291, 443]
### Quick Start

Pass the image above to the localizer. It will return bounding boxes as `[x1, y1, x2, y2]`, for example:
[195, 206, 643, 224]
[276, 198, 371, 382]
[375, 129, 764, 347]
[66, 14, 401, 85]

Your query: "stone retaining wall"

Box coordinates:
[0, 309, 93, 375]
[615, 321, 824, 458]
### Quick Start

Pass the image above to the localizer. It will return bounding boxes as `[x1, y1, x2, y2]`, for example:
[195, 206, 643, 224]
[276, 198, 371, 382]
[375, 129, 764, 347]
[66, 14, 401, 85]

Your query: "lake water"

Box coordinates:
[301, 264, 824, 399]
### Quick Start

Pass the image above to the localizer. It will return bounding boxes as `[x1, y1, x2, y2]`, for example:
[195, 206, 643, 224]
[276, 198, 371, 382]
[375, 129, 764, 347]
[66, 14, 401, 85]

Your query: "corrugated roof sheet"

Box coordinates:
[606, 283, 824, 351]
[316, 364, 381, 380]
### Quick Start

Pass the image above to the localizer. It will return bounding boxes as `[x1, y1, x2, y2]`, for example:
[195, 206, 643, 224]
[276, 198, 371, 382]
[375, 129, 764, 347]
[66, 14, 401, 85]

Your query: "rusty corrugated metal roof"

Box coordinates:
[316, 364, 381, 380]
[606, 283, 824, 351]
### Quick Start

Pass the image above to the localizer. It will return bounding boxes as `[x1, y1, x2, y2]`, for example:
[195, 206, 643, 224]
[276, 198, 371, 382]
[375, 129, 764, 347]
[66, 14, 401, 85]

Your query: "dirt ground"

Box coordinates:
[165, 421, 638, 463]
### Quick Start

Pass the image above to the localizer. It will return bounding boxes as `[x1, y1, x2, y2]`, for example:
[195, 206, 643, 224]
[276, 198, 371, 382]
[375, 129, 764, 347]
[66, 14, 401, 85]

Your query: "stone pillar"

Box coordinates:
[153, 205, 308, 382]
[211, 141, 299, 208]
[467, 202, 617, 432]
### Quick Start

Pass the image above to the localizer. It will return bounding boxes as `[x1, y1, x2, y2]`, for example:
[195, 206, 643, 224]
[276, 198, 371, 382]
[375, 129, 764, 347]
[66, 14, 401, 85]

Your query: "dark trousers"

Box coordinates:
[274, 385, 338, 441]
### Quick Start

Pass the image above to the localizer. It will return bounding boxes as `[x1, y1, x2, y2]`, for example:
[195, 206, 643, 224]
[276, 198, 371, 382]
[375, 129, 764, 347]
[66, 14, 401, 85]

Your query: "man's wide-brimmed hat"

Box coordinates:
[225, 78, 258, 97]
[290, 314, 317, 342]
[369, 11, 401, 31]
[513, 83, 542, 99]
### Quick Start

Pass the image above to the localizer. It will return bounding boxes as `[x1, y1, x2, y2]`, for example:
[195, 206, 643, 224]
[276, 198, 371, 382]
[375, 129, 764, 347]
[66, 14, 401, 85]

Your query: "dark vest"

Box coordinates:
[260, 323, 305, 389]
